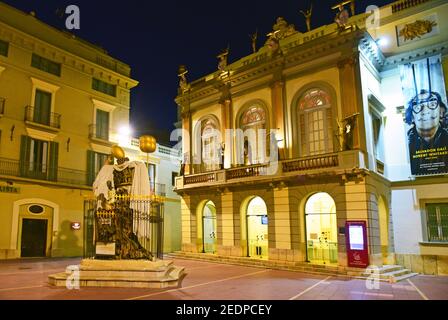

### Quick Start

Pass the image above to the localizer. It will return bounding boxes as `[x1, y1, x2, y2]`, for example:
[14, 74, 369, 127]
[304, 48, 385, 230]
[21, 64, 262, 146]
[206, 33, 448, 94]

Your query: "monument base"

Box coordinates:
[48, 259, 185, 289]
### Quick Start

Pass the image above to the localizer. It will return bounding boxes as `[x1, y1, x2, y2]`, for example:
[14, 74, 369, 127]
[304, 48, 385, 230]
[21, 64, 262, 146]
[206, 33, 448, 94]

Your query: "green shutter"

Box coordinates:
[19, 135, 31, 177]
[427, 205, 439, 241]
[87, 150, 95, 186]
[440, 204, 448, 242]
[48, 141, 59, 181]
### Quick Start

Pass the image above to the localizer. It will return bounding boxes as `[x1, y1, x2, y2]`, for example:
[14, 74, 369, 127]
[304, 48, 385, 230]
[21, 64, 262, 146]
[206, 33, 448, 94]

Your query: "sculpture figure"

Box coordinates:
[250, 30, 258, 53]
[300, 4, 313, 32]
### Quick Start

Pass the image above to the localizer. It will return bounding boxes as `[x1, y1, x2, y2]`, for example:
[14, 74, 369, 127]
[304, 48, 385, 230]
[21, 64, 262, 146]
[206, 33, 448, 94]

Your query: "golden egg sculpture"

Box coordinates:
[111, 145, 125, 159]
[139, 135, 157, 153]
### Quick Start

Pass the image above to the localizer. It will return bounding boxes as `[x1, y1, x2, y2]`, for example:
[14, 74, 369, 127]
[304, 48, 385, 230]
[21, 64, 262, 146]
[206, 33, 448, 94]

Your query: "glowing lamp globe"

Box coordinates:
[139, 135, 156, 153]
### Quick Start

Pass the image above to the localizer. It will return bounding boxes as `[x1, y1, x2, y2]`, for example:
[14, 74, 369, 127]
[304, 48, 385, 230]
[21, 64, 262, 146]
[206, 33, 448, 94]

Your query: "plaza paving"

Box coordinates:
[0, 257, 447, 300]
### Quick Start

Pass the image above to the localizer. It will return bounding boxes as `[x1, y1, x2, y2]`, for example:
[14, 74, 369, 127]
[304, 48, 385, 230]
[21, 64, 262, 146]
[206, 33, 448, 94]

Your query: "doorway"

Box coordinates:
[305, 192, 338, 265]
[246, 196, 268, 259]
[378, 196, 390, 264]
[21, 218, 48, 257]
[202, 201, 217, 253]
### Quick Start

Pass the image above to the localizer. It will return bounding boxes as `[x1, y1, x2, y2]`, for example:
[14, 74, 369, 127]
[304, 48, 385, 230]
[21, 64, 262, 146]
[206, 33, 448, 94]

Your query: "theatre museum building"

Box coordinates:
[173, 0, 448, 275]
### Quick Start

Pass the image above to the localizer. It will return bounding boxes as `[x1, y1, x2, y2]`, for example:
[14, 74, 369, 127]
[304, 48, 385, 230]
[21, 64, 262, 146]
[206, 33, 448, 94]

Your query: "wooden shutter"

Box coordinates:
[19, 135, 31, 177]
[87, 150, 95, 186]
[48, 141, 59, 181]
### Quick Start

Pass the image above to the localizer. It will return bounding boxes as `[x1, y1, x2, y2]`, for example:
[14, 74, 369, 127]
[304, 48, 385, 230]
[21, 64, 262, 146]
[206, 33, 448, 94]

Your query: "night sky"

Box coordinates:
[3, 0, 395, 144]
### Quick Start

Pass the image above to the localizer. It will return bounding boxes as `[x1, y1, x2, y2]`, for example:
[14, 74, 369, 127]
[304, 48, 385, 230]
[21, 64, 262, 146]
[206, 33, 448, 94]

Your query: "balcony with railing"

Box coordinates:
[24, 106, 61, 130]
[0, 157, 89, 187]
[174, 150, 367, 190]
[0, 97, 5, 116]
[391, 0, 430, 13]
[89, 123, 112, 145]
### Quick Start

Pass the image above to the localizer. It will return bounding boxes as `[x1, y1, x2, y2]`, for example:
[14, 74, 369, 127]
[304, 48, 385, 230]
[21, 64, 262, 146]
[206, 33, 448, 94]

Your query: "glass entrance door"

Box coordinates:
[247, 214, 268, 259]
[305, 193, 338, 265]
[202, 201, 217, 253]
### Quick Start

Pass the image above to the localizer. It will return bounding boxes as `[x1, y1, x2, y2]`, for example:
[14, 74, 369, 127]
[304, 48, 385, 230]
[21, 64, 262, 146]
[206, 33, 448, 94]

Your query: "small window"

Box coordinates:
[0, 39, 9, 57]
[92, 78, 116, 97]
[31, 54, 61, 76]
[426, 203, 448, 242]
[28, 205, 44, 214]
[172, 172, 179, 186]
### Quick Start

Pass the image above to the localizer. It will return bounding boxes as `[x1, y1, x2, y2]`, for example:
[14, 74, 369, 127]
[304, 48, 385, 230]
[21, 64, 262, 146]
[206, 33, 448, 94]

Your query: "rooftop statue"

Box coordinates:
[217, 47, 230, 72]
[300, 4, 313, 32]
[266, 17, 298, 43]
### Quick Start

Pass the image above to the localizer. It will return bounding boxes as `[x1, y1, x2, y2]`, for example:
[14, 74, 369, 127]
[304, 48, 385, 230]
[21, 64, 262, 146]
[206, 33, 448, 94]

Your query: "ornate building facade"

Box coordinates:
[174, 0, 448, 275]
[0, 3, 181, 259]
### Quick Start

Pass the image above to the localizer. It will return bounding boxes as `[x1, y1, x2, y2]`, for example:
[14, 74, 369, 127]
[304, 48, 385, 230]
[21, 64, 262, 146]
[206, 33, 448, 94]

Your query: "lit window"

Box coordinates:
[297, 88, 333, 156]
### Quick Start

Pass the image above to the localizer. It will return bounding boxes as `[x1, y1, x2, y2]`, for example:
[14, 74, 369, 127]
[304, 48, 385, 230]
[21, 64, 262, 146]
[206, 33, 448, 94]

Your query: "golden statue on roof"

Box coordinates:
[266, 17, 298, 41]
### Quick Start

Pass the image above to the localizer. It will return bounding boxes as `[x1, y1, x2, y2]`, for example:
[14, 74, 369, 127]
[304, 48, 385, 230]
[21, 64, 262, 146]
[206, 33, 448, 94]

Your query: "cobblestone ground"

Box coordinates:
[0, 257, 447, 300]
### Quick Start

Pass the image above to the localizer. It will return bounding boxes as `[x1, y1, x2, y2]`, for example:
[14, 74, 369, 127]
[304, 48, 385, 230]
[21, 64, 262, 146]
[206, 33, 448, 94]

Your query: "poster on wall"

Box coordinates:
[399, 55, 448, 176]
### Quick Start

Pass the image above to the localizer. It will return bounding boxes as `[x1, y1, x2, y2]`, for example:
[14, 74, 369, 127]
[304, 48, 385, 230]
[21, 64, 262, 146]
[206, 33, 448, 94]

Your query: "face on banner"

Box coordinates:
[400, 55, 448, 176]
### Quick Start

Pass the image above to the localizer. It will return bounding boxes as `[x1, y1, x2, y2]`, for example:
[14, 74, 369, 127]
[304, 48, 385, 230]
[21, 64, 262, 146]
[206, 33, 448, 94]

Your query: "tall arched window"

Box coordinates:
[240, 105, 267, 165]
[297, 88, 334, 156]
[200, 117, 221, 172]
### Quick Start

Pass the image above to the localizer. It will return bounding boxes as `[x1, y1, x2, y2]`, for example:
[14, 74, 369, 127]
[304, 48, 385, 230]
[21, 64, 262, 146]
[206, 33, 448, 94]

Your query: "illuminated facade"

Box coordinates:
[0, 3, 181, 259]
[175, 0, 448, 275]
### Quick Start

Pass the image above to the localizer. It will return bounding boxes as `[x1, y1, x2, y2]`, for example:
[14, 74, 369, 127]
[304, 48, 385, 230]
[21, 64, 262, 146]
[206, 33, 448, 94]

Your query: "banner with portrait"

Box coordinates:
[399, 55, 448, 176]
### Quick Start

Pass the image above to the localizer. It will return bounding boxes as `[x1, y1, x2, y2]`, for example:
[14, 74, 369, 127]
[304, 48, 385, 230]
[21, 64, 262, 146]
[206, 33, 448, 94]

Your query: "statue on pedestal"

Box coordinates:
[93, 147, 153, 260]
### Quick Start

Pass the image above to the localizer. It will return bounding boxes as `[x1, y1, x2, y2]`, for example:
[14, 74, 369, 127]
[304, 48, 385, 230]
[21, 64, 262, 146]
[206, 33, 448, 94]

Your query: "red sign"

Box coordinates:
[345, 221, 369, 268]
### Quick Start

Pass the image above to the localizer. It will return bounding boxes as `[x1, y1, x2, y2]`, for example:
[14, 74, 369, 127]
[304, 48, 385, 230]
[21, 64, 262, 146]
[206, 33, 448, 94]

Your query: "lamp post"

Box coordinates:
[139, 135, 157, 192]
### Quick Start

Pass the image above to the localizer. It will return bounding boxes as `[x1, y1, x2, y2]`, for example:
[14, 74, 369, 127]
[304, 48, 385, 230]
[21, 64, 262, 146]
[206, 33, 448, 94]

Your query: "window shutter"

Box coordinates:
[19, 135, 31, 177]
[87, 150, 95, 186]
[48, 141, 59, 181]
[426, 204, 439, 241]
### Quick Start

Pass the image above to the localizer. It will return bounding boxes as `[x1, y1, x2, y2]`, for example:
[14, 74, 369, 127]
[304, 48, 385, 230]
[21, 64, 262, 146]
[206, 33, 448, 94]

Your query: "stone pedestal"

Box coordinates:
[48, 259, 185, 288]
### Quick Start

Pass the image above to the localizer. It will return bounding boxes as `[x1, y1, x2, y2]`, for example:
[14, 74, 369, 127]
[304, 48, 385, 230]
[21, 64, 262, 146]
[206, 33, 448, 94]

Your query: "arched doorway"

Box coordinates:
[305, 192, 338, 265]
[18, 203, 54, 257]
[378, 196, 389, 264]
[246, 196, 268, 259]
[202, 201, 217, 253]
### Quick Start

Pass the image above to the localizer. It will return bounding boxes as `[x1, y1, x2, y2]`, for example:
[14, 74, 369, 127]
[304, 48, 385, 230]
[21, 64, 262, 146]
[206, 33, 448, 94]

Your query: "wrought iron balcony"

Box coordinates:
[174, 150, 366, 190]
[0, 157, 89, 186]
[24, 106, 61, 129]
[89, 124, 110, 141]
[0, 97, 5, 116]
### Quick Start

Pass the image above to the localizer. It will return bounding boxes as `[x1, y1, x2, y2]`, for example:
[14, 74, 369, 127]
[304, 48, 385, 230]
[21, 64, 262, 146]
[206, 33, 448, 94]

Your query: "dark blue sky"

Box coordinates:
[3, 0, 394, 144]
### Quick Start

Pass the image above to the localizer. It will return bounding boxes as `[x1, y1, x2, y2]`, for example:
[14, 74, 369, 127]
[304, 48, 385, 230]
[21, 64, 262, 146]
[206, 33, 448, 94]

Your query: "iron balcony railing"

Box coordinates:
[391, 0, 430, 13]
[89, 124, 109, 141]
[0, 157, 88, 186]
[24, 106, 61, 129]
[178, 150, 361, 188]
[0, 97, 5, 115]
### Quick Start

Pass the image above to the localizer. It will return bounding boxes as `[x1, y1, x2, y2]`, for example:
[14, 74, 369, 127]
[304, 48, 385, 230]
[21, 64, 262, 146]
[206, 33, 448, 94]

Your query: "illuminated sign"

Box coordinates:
[345, 221, 369, 268]
[400, 55, 448, 176]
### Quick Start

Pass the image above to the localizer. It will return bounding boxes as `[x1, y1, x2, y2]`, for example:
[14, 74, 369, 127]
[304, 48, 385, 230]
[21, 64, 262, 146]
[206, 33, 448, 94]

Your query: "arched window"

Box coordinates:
[240, 105, 267, 165]
[200, 117, 221, 172]
[297, 88, 334, 156]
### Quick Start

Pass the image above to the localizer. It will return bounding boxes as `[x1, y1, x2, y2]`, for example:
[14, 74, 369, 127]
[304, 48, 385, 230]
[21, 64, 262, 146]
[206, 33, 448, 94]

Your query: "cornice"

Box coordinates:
[0, 22, 138, 89]
[177, 30, 368, 108]
[382, 40, 448, 70]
